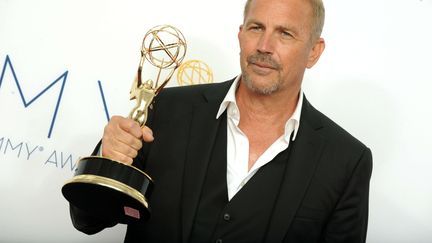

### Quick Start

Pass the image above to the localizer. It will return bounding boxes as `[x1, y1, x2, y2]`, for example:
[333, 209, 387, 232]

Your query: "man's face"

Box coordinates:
[238, 0, 323, 95]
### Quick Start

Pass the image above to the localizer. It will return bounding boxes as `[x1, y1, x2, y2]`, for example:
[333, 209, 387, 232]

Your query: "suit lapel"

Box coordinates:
[180, 81, 232, 243]
[265, 97, 326, 242]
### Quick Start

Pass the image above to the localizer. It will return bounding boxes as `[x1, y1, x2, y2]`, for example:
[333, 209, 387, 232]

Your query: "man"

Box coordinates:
[70, 0, 373, 242]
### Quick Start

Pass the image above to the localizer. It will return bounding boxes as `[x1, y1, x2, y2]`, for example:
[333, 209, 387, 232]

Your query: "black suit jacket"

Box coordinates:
[71, 79, 372, 243]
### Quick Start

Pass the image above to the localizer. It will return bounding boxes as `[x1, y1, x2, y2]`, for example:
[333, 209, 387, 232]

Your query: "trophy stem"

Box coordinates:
[127, 84, 155, 127]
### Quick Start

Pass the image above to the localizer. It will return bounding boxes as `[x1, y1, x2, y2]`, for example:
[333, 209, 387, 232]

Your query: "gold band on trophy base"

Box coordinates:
[66, 174, 149, 210]
[62, 157, 153, 223]
[61, 25, 187, 224]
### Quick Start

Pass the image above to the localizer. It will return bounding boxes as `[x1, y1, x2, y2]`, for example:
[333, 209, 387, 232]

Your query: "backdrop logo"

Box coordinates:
[0, 55, 111, 138]
[0, 54, 111, 171]
[177, 59, 213, 86]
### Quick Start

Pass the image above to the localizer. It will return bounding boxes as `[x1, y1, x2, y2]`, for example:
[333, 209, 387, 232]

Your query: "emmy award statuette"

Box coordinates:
[62, 25, 187, 224]
[177, 59, 213, 86]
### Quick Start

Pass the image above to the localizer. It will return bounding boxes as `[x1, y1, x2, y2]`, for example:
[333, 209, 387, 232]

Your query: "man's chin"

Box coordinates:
[245, 81, 279, 95]
[241, 71, 280, 95]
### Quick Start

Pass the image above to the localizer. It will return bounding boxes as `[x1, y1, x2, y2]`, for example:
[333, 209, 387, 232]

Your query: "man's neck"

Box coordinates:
[235, 79, 300, 170]
[235, 80, 300, 124]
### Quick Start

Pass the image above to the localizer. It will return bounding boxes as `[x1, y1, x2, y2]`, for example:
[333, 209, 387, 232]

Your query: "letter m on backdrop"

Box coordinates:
[0, 55, 68, 138]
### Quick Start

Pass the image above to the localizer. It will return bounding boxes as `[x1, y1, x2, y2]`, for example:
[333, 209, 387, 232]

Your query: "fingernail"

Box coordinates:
[143, 129, 154, 140]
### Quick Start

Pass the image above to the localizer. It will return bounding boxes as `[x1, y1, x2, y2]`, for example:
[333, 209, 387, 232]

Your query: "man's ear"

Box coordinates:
[306, 38, 325, 69]
[238, 25, 245, 43]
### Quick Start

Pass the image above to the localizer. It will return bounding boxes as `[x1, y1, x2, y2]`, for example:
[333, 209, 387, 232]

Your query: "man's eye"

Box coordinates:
[249, 26, 263, 32]
[281, 31, 292, 38]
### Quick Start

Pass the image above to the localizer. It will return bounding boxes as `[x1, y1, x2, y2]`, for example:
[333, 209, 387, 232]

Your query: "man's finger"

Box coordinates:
[142, 126, 154, 142]
[114, 116, 143, 139]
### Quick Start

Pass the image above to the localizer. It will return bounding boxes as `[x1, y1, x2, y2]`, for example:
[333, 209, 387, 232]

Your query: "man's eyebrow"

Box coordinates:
[245, 19, 300, 33]
[244, 18, 264, 26]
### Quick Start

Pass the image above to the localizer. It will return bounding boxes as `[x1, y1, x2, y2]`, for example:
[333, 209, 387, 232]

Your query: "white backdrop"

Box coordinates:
[1, 0, 431, 242]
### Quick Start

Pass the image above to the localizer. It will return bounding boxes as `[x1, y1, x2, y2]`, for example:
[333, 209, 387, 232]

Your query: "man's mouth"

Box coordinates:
[251, 61, 277, 70]
[249, 61, 278, 75]
[247, 53, 281, 73]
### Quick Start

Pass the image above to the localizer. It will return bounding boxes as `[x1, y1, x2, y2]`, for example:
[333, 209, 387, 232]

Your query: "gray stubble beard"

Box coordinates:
[241, 71, 282, 96]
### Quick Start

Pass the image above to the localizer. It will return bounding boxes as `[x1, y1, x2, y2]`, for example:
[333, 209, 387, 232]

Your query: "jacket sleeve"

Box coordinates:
[322, 147, 373, 243]
[67, 141, 118, 234]
[69, 204, 117, 235]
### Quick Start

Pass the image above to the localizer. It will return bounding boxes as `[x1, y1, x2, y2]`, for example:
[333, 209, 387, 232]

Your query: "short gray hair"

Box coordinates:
[243, 0, 325, 41]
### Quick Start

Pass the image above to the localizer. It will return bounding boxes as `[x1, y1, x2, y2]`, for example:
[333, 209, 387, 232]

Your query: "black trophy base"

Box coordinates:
[62, 156, 153, 224]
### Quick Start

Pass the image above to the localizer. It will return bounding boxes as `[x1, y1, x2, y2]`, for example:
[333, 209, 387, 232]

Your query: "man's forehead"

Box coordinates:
[245, 0, 313, 19]
[244, 0, 312, 32]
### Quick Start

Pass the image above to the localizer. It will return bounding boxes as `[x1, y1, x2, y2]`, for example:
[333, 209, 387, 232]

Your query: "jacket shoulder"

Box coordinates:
[304, 100, 370, 154]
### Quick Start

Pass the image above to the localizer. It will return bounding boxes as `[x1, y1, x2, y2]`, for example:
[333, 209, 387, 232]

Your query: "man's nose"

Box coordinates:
[256, 31, 275, 54]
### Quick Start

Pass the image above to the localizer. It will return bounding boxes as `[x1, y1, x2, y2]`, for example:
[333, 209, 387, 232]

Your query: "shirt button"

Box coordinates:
[223, 213, 231, 221]
[216, 239, 223, 243]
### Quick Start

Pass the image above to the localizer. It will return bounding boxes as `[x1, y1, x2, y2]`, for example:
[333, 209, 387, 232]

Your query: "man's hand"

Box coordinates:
[101, 115, 154, 165]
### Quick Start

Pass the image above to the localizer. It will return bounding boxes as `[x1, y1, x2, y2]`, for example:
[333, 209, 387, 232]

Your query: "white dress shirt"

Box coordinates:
[216, 76, 303, 201]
